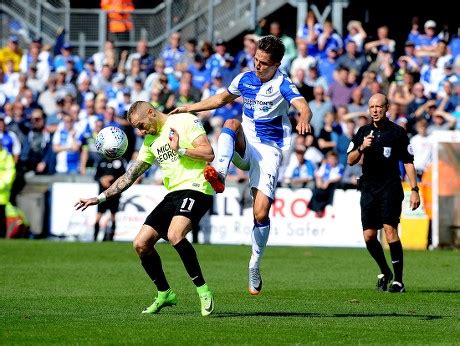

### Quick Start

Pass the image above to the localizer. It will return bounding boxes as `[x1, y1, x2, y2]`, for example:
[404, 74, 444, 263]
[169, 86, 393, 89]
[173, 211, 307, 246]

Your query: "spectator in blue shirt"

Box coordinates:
[187, 54, 211, 91]
[160, 32, 185, 74]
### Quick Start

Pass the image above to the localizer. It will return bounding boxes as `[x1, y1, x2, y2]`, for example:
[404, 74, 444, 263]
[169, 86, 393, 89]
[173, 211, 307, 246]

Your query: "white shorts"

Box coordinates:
[232, 140, 282, 200]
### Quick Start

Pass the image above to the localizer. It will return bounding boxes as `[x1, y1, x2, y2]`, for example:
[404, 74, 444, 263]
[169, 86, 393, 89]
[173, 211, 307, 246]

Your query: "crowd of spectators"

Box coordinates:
[0, 12, 458, 215]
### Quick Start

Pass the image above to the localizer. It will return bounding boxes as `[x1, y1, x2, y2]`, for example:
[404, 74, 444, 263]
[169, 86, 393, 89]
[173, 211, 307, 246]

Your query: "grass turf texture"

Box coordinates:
[1, 240, 459, 344]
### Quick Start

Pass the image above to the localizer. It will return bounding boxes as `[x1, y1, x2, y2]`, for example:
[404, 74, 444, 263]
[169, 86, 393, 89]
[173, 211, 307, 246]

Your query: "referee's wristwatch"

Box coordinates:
[411, 186, 419, 193]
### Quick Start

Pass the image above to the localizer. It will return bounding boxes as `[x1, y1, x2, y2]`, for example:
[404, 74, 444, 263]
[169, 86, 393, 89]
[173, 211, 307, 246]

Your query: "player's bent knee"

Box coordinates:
[253, 207, 270, 224]
[167, 232, 184, 246]
[363, 234, 376, 242]
[254, 214, 269, 225]
[363, 229, 378, 242]
[383, 224, 398, 240]
[133, 237, 150, 256]
[223, 118, 241, 131]
[384, 230, 399, 242]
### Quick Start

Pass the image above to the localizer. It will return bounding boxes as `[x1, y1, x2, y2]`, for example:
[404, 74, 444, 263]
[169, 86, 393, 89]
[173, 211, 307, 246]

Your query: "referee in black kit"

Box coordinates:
[347, 93, 420, 293]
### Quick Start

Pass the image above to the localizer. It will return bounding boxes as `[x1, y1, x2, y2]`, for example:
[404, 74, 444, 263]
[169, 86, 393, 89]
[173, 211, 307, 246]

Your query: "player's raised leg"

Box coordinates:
[204, 119, 245, 193]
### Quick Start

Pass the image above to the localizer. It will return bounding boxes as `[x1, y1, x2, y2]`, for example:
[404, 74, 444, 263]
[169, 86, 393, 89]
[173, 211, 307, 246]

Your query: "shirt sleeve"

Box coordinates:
[137, 137, 155, 165]
[184, 114, 207, 144]
[227, 72, 244, 96]
[280, 77, 303, 103]
[399, 128, 415, 164]
[348, 126, 365, 154]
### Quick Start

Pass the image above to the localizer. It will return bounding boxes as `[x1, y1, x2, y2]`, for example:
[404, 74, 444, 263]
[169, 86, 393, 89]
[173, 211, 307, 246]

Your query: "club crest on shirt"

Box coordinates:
[266, 86, 273, 94]
[383, 147, 391, 158]
[407, 144, 414, 155]
[194, 119, 204, 129]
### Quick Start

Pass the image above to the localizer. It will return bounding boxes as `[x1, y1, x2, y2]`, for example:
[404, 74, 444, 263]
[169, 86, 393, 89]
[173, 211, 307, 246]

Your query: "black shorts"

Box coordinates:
[144, 189, 213, 240]
[360, 177, 404, 230]
[98, 197, 120, 214]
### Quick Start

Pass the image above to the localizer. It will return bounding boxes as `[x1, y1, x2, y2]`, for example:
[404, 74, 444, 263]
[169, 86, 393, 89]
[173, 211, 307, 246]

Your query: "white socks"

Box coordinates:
[215, 128, 236, 177]
[249, 220, 270, 268]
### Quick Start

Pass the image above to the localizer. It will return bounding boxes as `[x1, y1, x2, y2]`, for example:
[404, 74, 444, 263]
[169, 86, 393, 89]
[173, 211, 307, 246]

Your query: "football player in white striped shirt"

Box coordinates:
[170, 35, 313, 295]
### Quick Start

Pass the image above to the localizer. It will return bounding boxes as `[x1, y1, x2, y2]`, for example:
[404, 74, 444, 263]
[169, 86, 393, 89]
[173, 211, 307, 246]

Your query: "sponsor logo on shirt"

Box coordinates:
[243, 83, 257, 89]
[156, 142, 179, 163]
[243, 98, 274, 110]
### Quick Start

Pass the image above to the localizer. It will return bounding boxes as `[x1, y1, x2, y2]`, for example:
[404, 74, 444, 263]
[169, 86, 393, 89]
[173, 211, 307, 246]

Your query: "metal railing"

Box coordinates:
[0, 0, 291, 58]
[0, 0, 67, 46]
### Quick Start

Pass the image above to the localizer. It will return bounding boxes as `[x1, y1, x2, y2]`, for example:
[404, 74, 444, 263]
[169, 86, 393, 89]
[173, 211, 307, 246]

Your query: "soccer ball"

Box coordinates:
[95, 126, 128, 160]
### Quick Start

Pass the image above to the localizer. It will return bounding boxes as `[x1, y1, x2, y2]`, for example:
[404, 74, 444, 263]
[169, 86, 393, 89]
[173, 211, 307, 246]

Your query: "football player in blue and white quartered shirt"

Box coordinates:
[170, 35, 313, 295]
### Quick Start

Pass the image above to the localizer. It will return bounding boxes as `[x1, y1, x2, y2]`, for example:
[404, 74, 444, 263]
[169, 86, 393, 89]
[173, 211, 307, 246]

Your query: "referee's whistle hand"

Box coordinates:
[362, 134, 374, 148]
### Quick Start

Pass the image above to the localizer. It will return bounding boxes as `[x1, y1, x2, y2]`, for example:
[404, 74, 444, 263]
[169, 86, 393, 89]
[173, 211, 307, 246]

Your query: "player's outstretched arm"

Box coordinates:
[168, 90, 238, 115]
[291, 98, 312, 135]
[74, 160, 151, 211]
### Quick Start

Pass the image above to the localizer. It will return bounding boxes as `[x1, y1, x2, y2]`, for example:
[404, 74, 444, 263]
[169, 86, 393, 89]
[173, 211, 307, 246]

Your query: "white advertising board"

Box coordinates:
[51, 183, 167, 242]
[204, 187, 364, 248]
[51, 183, 364, 247]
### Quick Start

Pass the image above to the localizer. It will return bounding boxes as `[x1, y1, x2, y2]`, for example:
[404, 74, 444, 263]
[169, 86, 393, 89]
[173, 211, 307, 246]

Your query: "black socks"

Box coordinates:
[140, 248, 170, 292]
[389, 240, 404, 283]
[365, 238, 392, 276]
[174, 238, 206, 287]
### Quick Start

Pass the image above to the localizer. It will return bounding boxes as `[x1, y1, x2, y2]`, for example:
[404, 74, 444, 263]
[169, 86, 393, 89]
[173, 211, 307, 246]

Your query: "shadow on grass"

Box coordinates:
[418, 289, 460, 294]
[213, 311, 444, 320]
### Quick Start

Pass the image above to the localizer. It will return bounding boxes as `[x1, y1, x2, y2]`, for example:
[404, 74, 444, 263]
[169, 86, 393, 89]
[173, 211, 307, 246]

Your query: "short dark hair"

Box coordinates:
[187, 38, 197, 45]
[257, 35, 285, 63]
[127, 100, 152, 122]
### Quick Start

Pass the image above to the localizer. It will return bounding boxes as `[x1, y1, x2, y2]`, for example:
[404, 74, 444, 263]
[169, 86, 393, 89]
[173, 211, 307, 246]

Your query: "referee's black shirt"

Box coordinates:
[95, 158, 127, 191]
[349, 119, 414, 182]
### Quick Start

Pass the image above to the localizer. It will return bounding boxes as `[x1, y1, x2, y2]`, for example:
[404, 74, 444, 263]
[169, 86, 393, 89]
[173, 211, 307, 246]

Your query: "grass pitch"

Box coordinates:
[0, 240, 459, 344]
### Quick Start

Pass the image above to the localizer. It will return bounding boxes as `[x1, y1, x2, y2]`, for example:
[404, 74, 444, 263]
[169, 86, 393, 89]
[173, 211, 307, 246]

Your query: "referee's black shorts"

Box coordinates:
[98, 197, 121, 214]
[360, 177, 404, 230]
[144, 189, 213, 240]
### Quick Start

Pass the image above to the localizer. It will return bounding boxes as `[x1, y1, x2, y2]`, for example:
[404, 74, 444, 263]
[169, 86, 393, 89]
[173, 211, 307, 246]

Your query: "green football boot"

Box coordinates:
[142, 289, 177, 314]
[197, 284, 214, 317]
